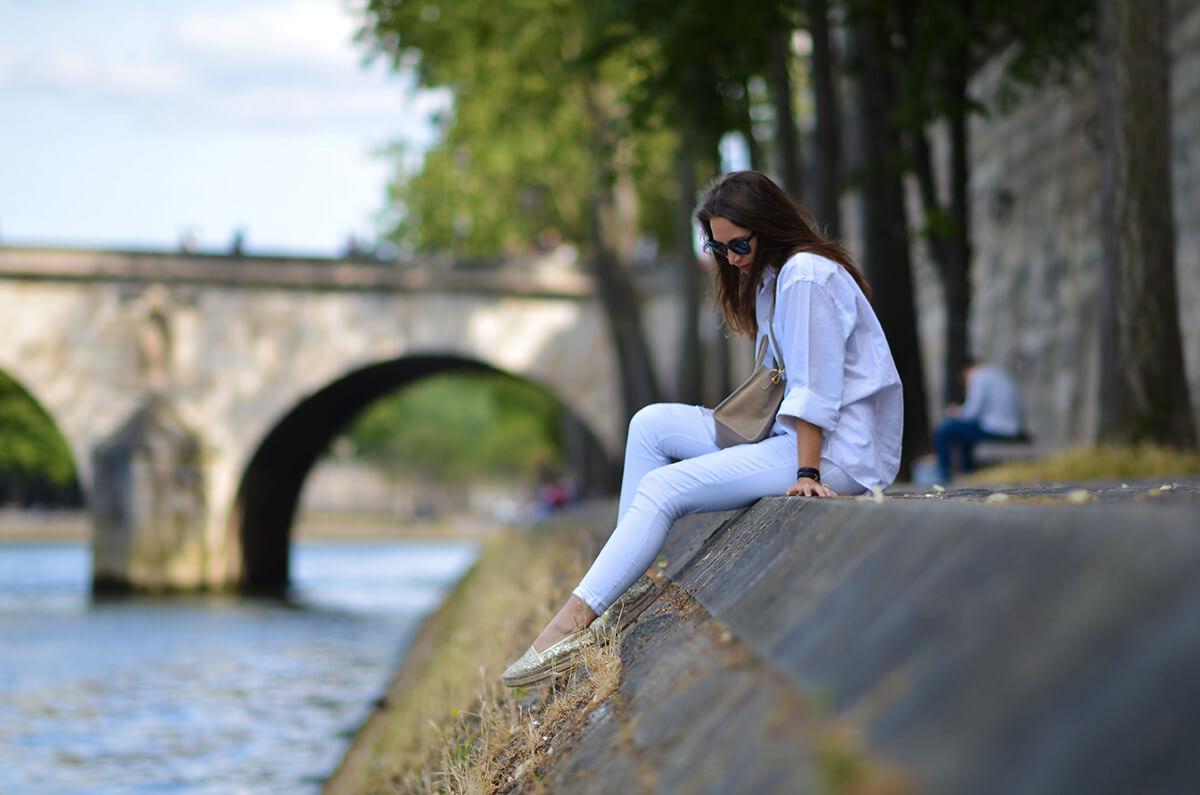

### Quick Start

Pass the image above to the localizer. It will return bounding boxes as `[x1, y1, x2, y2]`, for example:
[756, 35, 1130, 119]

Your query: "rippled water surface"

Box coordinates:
[0, 539, 478, 795]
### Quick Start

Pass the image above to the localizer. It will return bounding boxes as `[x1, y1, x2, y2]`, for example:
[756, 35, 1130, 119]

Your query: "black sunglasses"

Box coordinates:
[703, 232, 756, 258]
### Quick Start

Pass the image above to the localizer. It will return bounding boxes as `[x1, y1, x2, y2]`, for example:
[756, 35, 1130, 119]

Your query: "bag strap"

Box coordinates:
[753, 334, 770, 365]
[765, 280, 785, 376]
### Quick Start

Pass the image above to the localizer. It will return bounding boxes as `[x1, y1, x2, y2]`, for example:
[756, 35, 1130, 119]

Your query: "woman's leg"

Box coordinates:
[819, 460, 863, 496]
[617, 403, 724, 521]
[531, 410, 868, 652]
[574, 433, 799, 616]
[532, 403, 719, 652]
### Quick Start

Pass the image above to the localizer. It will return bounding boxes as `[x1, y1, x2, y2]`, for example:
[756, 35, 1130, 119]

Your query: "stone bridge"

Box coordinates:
[0, 246, 680, 592]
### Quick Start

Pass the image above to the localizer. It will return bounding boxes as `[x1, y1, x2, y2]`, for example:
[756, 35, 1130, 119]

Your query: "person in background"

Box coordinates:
[500, 170, 903, 688]
[933, 359, 1024, 483]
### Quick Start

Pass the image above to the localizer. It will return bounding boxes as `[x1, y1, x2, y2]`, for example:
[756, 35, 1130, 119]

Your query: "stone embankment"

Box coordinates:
[523, 477, 1200, 794]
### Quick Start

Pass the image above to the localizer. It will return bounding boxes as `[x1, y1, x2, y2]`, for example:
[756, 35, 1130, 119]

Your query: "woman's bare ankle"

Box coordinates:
[532, 596, 598, 653]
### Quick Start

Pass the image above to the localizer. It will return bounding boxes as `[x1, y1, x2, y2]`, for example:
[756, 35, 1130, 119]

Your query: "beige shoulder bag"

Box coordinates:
[712, 285, 785, 448]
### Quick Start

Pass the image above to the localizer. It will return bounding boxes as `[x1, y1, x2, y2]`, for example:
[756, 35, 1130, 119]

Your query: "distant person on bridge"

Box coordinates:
[933, 360, 1024, 483]
[503, 171, 904, 686]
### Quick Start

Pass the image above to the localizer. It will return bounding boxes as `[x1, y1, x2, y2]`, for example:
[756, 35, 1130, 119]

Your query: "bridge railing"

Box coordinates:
[0, 246, 599, 297]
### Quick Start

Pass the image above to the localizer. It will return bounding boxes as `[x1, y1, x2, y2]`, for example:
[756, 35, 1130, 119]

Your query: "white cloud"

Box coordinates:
[173, 0, 363, 71]
[169, 82, 417, 136]
[0, 47, 19, 82]
[32, 50, 190, 98]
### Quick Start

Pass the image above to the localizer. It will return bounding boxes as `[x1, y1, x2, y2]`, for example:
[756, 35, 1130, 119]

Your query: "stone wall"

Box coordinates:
[912, 0, 1200, 447]
[519, 486, 1200, 794]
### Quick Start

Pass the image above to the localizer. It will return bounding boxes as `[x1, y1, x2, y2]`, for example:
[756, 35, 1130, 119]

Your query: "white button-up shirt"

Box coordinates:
[757, 252, 904, 490]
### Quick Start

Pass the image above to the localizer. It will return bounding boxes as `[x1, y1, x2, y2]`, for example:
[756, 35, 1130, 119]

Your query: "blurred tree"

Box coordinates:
[831, 0, 1091, 468]
[582, 0, 786, 403]
[357, 0, 664, 423]
[767, 27, 804, 198]
[0, 371, 79, 506]
[846, 17, 931, 475]
[347, 372, 565, 483]
[359, 0, 1108, 464]
[872, 0, 1095, 404]
[804, 0, 843, 235]
[1096, 0, 1196, 448]
[888, 0, 973, 408]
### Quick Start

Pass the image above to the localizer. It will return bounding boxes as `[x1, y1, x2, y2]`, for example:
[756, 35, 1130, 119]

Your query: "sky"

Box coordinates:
[0, 0, 449, 257]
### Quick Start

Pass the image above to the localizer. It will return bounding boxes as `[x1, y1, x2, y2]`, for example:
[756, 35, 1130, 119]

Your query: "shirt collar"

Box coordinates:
[759, 265, 779, 293]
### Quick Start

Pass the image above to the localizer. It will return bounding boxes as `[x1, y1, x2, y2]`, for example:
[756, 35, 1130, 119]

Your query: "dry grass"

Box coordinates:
[490, 641, 624, 792]
[967, 442, 1200, 484]
[540, 644, 622, 727]
[814, 723, 913, 795]
[325, 506, 620, 795]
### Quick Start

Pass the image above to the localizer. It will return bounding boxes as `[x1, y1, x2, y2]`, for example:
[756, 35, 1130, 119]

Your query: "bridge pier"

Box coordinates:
[91, 398, 214, 592]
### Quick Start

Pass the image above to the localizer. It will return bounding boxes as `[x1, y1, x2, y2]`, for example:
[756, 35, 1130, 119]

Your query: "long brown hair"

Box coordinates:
[695, 170, 870, 337]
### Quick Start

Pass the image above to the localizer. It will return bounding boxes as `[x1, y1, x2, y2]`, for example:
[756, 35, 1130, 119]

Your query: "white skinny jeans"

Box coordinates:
[572, 402, 864, 613]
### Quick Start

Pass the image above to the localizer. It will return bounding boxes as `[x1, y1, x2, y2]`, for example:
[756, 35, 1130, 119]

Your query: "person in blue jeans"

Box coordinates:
[934, 360, 1024, 482]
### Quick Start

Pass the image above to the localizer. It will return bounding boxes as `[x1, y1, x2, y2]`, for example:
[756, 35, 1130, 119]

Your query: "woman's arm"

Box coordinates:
[786, 418, 836, 497]
[774, 262, 853, 436]
[772, 262, 848, 498]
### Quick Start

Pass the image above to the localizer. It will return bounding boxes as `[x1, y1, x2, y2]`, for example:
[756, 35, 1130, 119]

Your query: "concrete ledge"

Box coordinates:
[536, 488, 1200, 794]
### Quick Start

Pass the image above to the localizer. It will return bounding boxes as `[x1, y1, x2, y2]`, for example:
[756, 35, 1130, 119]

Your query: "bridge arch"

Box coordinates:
[0, 368, 82, 508]
[231, 354, 615, 591]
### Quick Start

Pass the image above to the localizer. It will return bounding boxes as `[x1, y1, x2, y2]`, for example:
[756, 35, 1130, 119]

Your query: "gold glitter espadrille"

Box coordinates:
[501, 627, 595, 687]
[591, 575, 660, 641]
[500, 576, 662, 688]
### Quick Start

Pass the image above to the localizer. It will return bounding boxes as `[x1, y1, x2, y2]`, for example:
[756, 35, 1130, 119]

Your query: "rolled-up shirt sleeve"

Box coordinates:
[774, 275, 850, 432]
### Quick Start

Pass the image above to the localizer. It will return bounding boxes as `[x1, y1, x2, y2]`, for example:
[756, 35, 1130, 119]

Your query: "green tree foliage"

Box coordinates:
[579, 0, 791, 402]
[358, 0, 1101, 434]
[345, 372, 564, 483]
[583, 0, 781, 147]
[358, 0, 678, 257]
[0, 371, 78, 503]
[359, 0, 671, 420]
[357, 0, 794, 260]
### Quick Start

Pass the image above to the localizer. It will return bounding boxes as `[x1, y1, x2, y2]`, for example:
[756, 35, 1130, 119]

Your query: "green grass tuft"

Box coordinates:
[968, 443, 1200, 484]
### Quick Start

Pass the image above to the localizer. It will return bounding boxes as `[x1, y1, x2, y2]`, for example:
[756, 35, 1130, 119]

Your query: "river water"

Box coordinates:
[0, 538, 479, 795]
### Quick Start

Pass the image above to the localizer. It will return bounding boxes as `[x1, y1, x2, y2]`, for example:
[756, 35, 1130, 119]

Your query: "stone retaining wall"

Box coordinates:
[533, 493, 1200, 793]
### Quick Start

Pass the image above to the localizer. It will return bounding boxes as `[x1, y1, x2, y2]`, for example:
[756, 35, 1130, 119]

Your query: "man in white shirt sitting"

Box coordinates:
[934, 360, 1024, 483]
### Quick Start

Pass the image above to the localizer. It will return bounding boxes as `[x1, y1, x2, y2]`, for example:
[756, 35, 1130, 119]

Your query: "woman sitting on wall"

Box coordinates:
[502, 170, 904, 686]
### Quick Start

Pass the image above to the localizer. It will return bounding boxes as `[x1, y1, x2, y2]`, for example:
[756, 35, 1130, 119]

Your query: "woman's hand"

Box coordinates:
[787, 477, 837, 498]
[790, 420, 834, 497]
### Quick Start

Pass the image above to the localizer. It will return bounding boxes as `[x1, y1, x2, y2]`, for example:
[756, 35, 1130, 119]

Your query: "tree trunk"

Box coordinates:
[909, 130, 951, 270]
[805, 0, 842, 235]
[1096, 0, 1196, 446]
[941, 63, 972, 406]
[897, 0, 972, 406]
[736, 87, 764, 171]
[583, 77, 661, 426]
[848, 20, 932, 473]
[585, 229, 660, 424]
[675, 139, 704, 404]
[767, 28, 803, 198]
